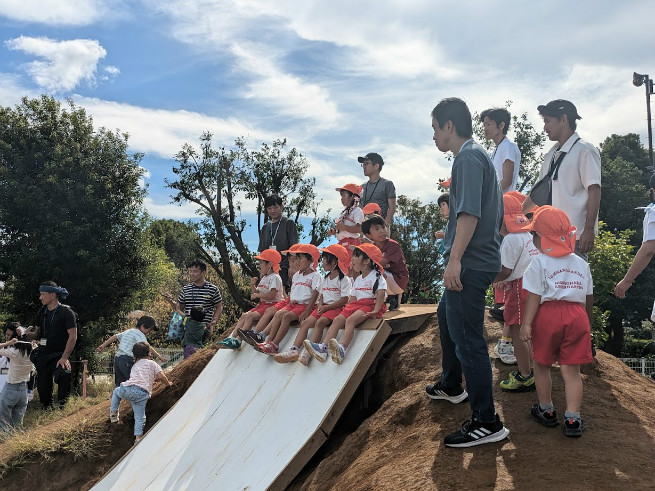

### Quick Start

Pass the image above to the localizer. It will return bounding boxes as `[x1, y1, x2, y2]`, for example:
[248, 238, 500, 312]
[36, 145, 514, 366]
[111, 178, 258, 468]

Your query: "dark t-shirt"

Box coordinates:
[360, 177, 396, 220]
[381, 239, 410, 290]
[443, 141, 502, 273]
[258, 217, 299, 285]
[36, 304, 77, 355]
[183, 318, 207, 347]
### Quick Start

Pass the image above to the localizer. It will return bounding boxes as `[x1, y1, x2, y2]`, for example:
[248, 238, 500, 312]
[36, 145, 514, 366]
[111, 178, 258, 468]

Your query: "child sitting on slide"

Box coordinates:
[305, 243, 387, 365]
[273, 244, 352, 365]
[216, 249, 283, 350]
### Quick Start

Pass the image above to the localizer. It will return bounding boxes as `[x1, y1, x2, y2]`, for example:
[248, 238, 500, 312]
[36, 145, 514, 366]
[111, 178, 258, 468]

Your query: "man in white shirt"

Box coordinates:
[481, 108, 521, 192]
[523, 100, 601, 260]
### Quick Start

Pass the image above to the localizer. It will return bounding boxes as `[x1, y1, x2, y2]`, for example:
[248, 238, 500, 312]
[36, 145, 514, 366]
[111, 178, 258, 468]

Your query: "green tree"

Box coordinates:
[393, 195, 446, 303]
[0, 96, 150, 323]
[166, 133, 331, 310]
[147, 219, 204, 269]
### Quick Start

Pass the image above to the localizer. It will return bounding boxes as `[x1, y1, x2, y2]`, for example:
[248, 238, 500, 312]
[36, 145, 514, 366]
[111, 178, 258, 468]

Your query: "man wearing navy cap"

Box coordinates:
[358, 152, 396, 227]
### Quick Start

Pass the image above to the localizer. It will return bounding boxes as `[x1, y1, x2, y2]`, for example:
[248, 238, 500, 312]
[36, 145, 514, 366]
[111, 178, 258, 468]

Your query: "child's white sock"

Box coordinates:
[539, 402, 554, 411]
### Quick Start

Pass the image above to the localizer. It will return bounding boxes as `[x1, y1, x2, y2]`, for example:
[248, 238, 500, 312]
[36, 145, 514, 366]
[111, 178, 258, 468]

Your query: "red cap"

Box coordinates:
[441, 177, 451, 188]
[503, 193, 529, 234]
[280, 244, 302, 254]
[362, 202, 382, 215]
[521, 206, 576, 257]
[353, 243, 384, 274]
[319, 244, 350, 274]
[294, 243, 320, 269]
[254, 249, 282, 273]
[335, 183, 363, 197]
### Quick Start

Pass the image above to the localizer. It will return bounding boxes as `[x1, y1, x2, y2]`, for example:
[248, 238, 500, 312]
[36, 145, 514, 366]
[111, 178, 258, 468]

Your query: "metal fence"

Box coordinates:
[92, 348, 185, 375]
[620, 358, 655, 378]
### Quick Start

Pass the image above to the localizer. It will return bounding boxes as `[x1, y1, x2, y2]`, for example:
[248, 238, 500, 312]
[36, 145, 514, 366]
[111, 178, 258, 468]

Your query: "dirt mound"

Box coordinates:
[2, 319, 654, 490]
[295, 319, 655, 490]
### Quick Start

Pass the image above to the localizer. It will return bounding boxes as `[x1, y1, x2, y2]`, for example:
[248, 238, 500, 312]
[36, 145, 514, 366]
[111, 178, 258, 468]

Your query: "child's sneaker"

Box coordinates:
[564, 417, 584, 437]
[298, 349, 312, 366]
[27, 389, 34, 402]
[530, 403, 559, 427]
[110, 410, 119, 423]
[444, 414, 509, 448]
[328, 338, 345, 364]
[274, 348, 299, 363]
[500, 370, 535, 392]
[257, 341, 278, 355]
[495, 340, 516, 364]
[237, 329, 265, 347]
[304, 340, 328, 363]
[216, 337, 242, 350]
[425, 382, 468, 403]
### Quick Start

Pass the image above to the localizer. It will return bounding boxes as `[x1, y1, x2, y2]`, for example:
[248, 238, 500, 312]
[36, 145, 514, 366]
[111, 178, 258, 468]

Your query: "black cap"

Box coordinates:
[137, 315, 159, 331]
[357, 152, 384, 166]
[537, 99, 581, 120]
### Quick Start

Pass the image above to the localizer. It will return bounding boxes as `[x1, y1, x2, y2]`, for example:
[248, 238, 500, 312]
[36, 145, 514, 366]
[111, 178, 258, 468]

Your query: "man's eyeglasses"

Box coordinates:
[360, 161, 372, 168]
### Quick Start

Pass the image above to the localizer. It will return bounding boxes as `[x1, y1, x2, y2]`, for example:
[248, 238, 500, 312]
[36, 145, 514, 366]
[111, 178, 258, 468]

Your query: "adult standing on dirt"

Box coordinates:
[26, 281, 77, 410]
[425, 97, 509, 448]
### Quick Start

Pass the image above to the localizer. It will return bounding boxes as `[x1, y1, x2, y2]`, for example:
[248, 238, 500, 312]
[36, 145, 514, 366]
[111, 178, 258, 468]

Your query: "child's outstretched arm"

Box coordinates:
[156, 371, 173, 387]
[519, 293, 541, 342]
[96, 334, 118, 353]
[150, 346, 168, 362]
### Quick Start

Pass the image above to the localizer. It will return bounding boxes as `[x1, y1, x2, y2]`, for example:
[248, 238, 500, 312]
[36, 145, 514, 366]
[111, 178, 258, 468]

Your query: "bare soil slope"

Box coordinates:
[1, 318, 654, 490]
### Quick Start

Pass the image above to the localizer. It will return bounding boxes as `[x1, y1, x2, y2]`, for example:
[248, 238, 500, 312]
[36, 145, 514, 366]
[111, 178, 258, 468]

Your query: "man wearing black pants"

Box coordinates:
[29, 281, 77, 410]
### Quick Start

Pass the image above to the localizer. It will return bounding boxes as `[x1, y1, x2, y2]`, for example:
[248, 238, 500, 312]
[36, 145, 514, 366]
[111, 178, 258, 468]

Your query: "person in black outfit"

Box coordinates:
[27, 281, 78, 410]
[258, 195, 299, 289]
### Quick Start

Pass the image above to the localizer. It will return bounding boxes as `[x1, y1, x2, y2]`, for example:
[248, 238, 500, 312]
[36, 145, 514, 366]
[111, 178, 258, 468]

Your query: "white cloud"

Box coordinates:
[0, 0, 111, 26]
[104, 66, 120, 76]
[143, 196, 204, 220]
[6, 36, 107, 92]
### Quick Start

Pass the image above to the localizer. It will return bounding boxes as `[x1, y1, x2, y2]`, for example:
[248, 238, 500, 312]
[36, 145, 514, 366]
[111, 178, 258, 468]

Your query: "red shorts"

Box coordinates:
[310, 306, 344, 321]
[341, 298, 387, 319]
[338, 237, 361, 265]
[274, 298, 290, 310]
[531, 300, 593, 366]
[494, 284, 505, 305]
[249, 302, 276, 316]
[503, 278, 528, 326]
[282, 302, 310, 317]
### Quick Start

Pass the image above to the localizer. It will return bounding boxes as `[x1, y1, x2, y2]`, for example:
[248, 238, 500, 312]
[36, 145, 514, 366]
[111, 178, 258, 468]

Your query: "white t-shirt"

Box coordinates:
[289, 270, 321, 303]
[0, 355, 10, 393]
[256, 272, 283, 303]
[522, 253, 593, 304]
[351, 270, 388, 300]
[501, 232, 540, 282]
[336, 206, 364, 240]
[642, 203, 655, 243]
[122, 358, 162, 396]
[116, 328, 148, 357]
[319, 274, 352, 305]
[492, 137, 521, 192]
[539, 133, 601, 236]
[0, 347, 34, 384]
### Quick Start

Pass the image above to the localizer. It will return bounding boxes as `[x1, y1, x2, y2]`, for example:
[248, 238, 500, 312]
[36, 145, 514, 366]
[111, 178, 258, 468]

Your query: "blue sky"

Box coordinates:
[1, 0, 655, 250]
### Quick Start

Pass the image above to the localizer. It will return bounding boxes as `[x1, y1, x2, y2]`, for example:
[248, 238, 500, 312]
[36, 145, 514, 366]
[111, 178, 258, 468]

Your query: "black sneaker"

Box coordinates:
[237, 329, 264, 347]
[387, 294, 399, 311]
[425, 382, 468, 403]
[489, 307, 504, 321]
[444, 414, 510, 448]
[530, 403, 559, 427]
[564, 417, 584, 437]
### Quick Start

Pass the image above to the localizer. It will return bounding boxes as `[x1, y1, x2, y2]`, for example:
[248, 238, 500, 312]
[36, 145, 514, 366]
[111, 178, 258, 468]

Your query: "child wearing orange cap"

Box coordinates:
[305, 243, 387, 364]
[274, 244, 352, 364]
[217, 249, 284, 350]
[519, 206, 593, 437]
[493, 194, 540, 389]
[330, 183, 364, 264]
[362, 202, 382, 217]
[248, 244, 321, 355]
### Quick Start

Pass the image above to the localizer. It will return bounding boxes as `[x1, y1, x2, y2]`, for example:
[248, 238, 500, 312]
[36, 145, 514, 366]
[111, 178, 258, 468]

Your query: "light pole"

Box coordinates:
[633, 72, 654, 166]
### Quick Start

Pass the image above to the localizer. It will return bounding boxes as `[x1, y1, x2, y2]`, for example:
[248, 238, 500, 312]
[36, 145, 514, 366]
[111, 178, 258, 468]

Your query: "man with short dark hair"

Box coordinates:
[524, 100, 601, 259]
[28, 281, 77, 410]
[426, 97, 509, 448]
[258, 195, 299, 289]
[481, 108, 521, 192]
[358, 152, 396, 226]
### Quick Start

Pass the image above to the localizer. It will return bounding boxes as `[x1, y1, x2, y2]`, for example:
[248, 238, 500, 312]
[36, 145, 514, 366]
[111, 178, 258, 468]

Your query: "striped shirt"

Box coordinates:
[178, 282, 223, 323]
[116, 328, 147, 357]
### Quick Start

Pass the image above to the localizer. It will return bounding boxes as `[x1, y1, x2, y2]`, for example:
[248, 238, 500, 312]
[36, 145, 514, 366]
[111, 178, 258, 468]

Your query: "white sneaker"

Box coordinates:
[274, 348, 300, 364]
[298, 349, 312, 366]
[328, 339, 345, 365]
[497, 340, 516, 365]
[304, 340, 328, 363]
[110, 410, 119, 423]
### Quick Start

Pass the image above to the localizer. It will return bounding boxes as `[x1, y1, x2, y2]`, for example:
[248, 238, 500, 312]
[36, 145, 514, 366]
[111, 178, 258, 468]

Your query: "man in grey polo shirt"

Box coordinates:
[358, 152, 396, 226]
[425, 97, 509, 448]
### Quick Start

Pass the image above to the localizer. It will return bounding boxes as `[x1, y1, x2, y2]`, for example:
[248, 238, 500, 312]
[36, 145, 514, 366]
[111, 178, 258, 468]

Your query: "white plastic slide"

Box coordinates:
[93, 321, 391, 490]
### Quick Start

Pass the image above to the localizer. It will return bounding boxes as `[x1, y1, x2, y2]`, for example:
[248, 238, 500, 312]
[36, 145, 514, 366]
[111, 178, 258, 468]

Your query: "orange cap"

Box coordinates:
[280, 243, 302, 254]
[353, 243, 384, 274]
[294, 243, 320, 269]
[505, 190, 526, 204]
[440, 177, 451, 188]
[503, 193, 529, 234]
[319, 244, 350, 274]
[362, 202, 382, 215]
[254, 249, 282, 273]
[521, 206, 576, 257]
[335, 183, 363, 197]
